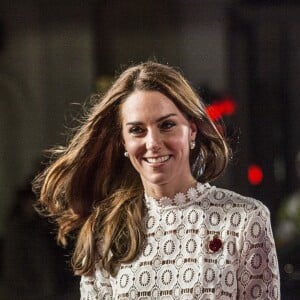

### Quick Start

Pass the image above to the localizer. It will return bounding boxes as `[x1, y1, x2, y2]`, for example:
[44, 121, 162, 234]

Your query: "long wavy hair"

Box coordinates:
[33, 61, 229, 277]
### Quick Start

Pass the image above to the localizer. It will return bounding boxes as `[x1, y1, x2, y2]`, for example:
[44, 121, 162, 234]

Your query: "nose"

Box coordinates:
[145, 129, 161, 151]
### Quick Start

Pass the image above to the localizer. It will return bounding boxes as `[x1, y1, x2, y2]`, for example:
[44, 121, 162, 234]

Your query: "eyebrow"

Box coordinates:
[125, 113, 177, 126]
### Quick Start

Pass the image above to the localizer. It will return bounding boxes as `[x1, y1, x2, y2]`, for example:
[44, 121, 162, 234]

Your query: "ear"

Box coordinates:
[189, 121, 197, 141]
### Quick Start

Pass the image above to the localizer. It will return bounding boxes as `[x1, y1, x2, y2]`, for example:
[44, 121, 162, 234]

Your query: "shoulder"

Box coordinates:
[205, 184, 270, 217]
[203, 185, 274, 245]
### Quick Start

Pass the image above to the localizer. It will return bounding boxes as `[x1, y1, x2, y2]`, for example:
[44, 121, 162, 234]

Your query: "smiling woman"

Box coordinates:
[33, 61, 280, 299]
[121, 90, 197, 197]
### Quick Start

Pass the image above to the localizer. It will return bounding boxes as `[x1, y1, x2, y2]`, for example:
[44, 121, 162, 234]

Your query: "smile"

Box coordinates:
[144, 155, 171, 163]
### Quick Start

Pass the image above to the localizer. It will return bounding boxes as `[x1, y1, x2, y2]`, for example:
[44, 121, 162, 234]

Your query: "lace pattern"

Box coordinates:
[80, 184, 280, 299]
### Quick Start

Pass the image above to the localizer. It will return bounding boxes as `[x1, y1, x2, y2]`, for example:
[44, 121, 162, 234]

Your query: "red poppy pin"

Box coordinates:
[208, 234, 223, 253]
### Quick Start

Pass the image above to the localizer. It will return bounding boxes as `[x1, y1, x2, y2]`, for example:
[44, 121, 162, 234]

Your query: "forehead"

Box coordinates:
[120, 90, 184, 122]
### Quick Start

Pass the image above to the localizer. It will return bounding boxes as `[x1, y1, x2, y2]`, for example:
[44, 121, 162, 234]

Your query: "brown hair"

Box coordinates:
[33, 61, 229, 276]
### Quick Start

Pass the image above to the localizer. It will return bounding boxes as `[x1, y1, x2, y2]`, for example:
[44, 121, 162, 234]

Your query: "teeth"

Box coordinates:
[146, 155, 170, 163]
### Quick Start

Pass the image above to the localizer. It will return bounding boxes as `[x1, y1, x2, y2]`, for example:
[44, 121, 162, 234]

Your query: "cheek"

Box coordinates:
[122, 131, 132, 149]
[164, 139, 189, 158]
[124, 138, 144, 156]
[126, 142, 137, 153]
[169, 130, 190, 149]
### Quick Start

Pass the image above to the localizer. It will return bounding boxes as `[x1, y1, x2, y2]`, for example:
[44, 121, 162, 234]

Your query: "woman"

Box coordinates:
[33, 62, 280, 299]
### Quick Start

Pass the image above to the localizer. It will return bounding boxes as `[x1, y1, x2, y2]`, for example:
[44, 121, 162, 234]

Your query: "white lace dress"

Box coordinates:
[80, 183, 280, 299]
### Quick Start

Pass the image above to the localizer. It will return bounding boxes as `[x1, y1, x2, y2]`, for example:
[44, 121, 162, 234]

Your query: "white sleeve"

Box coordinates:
[80, 261, 113, 300]
[237, 204, 280, 299]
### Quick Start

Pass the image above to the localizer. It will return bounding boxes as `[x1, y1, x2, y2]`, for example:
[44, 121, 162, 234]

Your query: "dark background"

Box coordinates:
[0, 0, 299, 299]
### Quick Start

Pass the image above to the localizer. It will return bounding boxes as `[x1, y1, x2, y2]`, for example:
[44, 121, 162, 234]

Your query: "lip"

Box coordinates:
[143, 155, 171, 164]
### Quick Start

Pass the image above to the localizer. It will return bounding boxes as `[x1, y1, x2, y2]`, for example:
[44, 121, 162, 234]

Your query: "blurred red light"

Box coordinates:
[248, 165, 264, 185]
[221, 98, 236, 115]
[206, 97, 236, 121]
[206, 105, 222, 120]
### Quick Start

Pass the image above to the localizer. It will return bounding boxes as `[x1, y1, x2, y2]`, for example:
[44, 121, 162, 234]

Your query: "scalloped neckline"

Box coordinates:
[144, 182, 210, 209]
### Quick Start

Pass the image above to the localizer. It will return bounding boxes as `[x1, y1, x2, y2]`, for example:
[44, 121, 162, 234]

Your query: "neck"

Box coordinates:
[142, 177, 197, 200]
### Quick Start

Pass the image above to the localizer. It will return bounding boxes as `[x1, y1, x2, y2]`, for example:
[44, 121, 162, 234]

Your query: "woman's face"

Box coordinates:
[121, 90, 197, 193]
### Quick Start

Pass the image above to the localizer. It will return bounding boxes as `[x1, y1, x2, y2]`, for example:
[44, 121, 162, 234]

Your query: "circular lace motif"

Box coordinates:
[163, 239, 176, 256]
[225, 270, 235, 287]
[178, 262, 199, 288]
[162, 209, 182, 229]
[270, 253, 278, 270]
[129, 287, 138, 299]
[183, 267, 195, 283]
[224, 199, 234, 212]
[248, 279, 267, 299]
[160, 235, 180, 260]
[157, 264, 177, 290]
[213, 190, 226, 201]
[176, 224, 186, 240]
[193, 283, 203, 296]
[120, 274, 130, 289]
[271, 284, 280, 299]
[263, 267, 272, 283]
[146, 215, 158, 232]
[166, 210, 177, 226]
[172, 284, 181, 299]
[175, 254, 184, 269]
[204, 267, 215, 283]
[134, 268, 155, 291]
[200, 198, 210, 210]
[152, 255, 163, 270]
[139, 270, 151, 286]
[151, 286, 159, 299]
[202, 263, 218, 287]
[230, 211, 242, 227]
[198, 224, 208, 238]
[251, 253, 263, 270]
[155, 226, 164, 241]
[142, 236, 157, 261]
[117, 268, 134, 293]
[250, 221, 262, 239]
[251, 284, 263, 299]
[209, 211, 221, 227]
[161, 269, 173, 285]
[143, 242, 153, 257]
[187, 209, 200, 225]
[241, 241, 251, 255]
[217, 255, 226, 269]
[182, 235, 200, 258]
[186, 238, 197, 254]
[221, 266, 236, 293]
[248, 248, 266, 274]
[263, 236, 272, 253]
[226, 240, 237, 257]
[240, 270, 251, 287]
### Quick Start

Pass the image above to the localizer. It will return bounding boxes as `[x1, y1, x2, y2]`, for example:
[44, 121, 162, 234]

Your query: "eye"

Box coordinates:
[160, 120, 176, 131]
[129, 126, 145, 136]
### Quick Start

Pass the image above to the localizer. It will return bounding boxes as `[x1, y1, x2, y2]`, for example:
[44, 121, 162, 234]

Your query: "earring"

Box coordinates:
[190, 140, 196, 150]
[124, 151, 129, 157]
